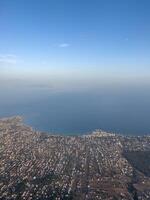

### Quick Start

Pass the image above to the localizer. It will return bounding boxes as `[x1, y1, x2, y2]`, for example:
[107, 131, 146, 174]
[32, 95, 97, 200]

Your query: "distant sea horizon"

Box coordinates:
[1, 83, 150, 136]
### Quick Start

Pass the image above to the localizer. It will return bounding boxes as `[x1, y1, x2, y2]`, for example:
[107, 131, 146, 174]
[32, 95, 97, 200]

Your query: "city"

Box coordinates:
[0, 117, 150, 200]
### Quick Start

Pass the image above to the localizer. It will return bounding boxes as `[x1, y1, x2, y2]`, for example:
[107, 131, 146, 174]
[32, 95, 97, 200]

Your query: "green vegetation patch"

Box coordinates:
[124, 151, 150, 177]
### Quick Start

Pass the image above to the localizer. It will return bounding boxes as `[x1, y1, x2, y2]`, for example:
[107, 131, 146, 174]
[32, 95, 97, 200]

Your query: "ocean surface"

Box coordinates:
[0, 85, 150, 136]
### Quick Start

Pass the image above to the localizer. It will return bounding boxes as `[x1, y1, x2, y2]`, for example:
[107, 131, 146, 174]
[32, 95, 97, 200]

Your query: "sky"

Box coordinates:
[0, 0, 150, 88]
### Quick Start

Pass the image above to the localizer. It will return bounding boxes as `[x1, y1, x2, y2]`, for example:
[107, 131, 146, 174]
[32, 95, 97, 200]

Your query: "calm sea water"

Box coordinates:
[0, 85, 150, 136]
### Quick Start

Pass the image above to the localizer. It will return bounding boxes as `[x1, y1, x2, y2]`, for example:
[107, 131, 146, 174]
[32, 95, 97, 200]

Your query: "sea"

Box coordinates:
[0, 84, 150, 136]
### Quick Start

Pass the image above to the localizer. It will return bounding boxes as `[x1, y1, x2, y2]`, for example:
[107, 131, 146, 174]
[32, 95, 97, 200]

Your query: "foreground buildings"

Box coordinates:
[0, 117, 150, 200]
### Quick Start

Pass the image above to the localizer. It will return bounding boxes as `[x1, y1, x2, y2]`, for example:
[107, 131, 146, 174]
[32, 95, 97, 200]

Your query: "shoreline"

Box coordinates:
[0, 115, 150, 138]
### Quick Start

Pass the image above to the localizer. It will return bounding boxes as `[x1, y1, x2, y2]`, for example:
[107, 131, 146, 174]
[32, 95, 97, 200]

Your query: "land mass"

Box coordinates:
[0, 117, 150, 200]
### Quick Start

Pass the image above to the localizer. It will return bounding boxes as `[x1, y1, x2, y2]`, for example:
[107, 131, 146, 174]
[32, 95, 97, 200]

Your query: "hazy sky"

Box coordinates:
[0, 0, 150, 87]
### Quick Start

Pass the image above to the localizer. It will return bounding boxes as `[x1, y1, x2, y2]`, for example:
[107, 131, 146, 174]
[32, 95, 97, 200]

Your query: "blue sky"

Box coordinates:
[0, 0, 150, 87]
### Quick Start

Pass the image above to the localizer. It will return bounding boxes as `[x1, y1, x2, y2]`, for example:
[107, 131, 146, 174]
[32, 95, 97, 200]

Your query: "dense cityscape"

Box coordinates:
[0, 117, 150, 200]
